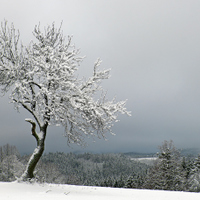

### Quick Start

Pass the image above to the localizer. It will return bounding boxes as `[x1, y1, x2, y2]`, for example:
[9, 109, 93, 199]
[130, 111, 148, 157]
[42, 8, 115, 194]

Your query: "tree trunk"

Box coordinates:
[19, 123, 47, 181]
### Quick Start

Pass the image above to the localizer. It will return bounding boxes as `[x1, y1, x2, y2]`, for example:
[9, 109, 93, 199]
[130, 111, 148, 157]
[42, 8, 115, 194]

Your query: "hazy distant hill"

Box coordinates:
[180, 148, 200, 157]
[124, 148, 200, 158]
[123, 152, 156, 158]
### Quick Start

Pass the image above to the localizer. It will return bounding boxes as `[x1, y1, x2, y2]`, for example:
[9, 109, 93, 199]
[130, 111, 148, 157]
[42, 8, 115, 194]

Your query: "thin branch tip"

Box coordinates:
[25, 118, 35, 124]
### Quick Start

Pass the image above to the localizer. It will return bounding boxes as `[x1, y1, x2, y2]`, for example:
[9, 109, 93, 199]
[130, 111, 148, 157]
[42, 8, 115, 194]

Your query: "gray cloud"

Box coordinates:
[1, 0, 200, 154]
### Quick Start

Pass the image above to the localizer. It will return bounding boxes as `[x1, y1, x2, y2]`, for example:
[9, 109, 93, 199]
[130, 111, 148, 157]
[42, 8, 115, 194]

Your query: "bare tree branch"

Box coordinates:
[25, 118, 39, 144]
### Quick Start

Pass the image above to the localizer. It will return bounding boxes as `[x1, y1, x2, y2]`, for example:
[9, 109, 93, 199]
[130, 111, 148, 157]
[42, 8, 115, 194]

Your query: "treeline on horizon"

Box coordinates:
[1, 141, 200, 192]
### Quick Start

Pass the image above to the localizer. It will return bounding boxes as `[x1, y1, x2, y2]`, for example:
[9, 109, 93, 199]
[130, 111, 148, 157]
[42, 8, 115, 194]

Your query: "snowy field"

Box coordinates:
[0, 182, 200, 200]
[130, 157, 157, 165]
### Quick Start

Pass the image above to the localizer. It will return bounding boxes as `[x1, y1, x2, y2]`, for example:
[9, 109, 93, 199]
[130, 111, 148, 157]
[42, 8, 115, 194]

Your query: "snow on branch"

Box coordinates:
[0, 21, 131, 145]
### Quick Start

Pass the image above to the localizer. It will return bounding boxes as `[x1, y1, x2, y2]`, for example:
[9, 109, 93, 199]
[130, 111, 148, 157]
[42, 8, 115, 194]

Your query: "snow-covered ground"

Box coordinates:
[0, 181, 200, 200]
[130, 157, 157, 165]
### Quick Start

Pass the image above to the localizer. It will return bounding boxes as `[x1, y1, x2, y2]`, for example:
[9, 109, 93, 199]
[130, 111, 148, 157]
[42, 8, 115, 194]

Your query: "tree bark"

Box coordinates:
[19, 121, 47, 181]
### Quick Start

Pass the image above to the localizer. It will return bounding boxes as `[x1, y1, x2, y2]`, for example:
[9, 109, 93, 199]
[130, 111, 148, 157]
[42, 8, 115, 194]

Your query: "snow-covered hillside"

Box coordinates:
[130, 157, 157, 165]
[0, 182, 200, 200]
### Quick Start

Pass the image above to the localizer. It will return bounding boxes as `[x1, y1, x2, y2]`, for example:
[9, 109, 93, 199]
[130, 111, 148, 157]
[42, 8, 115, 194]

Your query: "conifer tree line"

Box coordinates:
[1, 141, 200, 192]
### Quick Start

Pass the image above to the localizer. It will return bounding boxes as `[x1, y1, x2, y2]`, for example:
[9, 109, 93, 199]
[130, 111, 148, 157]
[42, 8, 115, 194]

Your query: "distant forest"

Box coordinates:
[1, 141, 200, 192]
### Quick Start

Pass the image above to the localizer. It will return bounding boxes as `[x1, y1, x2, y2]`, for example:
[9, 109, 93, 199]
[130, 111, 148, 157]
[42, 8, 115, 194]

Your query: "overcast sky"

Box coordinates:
[1, 0, 200, 154]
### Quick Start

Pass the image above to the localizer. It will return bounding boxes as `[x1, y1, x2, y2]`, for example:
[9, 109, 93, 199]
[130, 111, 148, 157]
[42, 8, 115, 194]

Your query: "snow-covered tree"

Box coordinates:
[0, 21, 130, 181]
[144, 140, 183, 191]
[1, 155, 24, 181]
[188, 155, 200, 192]
[0, 144, 23, 181]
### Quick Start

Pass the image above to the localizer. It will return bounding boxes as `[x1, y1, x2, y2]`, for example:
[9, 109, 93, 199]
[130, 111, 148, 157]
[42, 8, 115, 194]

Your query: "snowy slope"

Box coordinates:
[0, 182, 200, 200]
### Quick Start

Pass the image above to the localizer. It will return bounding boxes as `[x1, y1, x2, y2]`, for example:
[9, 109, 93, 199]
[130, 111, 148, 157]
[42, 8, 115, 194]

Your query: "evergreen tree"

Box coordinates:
[188, 155, 200, 192]
[0, 144, 24, 181]
[144, 140, 184, 191]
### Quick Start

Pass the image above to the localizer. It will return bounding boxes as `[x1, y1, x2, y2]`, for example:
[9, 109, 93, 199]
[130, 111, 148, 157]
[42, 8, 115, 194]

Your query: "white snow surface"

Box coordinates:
[0, 182, 200, 200]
